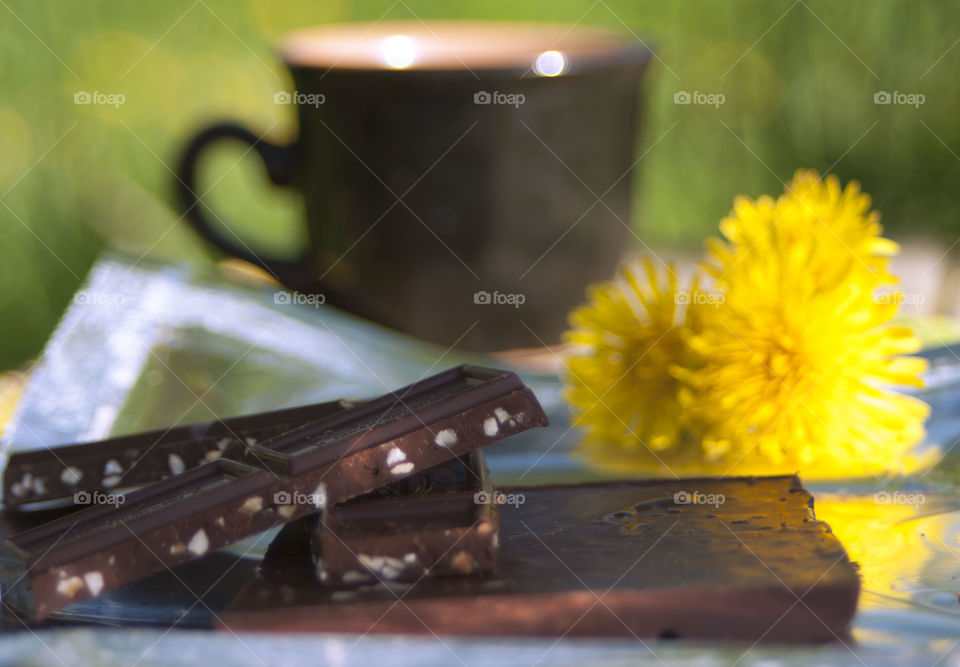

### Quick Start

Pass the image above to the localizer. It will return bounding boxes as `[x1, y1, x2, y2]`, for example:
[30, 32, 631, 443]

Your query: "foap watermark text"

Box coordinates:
[74, 290, 124, 306]
[874, 292, 925, 306]
[674, 290, 724, 307]
[75, 91, 125, 108]
[874, 91, 925, 108]
[274, 291, 326, 308]
[75, 490, 125, 507]
[274, 490, 327, 507]
[275, 91, 325, 107]
[674, 91, 725, 108]
[874, 491, 925, 506]
[474, 290, 525, 308]
[474, 91, 525, 108]
[674, 490, 725, 507]
[474, 490, 525, 507]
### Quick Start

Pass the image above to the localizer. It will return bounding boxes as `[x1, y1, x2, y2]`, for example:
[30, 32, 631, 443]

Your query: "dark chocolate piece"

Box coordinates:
[314, 449, 498, 586]
[222, 475, 860, 642]
[0, 365, 546, 619]
[3, 399, 353, 508]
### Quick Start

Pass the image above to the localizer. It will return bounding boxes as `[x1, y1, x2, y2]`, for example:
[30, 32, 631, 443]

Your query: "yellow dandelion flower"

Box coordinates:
[563, 170, 930, 479]
[705, 169, 899, 296]
[689, 287, 930, 476]
[691, 170, 929, 477]
[563, 258, 709, 474]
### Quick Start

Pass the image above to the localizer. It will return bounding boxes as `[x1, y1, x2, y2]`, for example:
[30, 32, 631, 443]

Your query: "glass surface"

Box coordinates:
[2, 255, 960, 665]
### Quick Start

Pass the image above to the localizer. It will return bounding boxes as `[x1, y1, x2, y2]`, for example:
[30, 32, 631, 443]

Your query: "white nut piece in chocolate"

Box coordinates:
[433, 429, 457, 448]
[168, 453, 186, 475]
[57, 576, 84, 598]
[311, 482, 328, 509]
[240, 496, 263, 514]
[187, 529, 209, 556]
[60, 466, 83, 486]
[389, 462, 415, 475]
[84, 571, 104, 596]
[385, 447, 406, 466]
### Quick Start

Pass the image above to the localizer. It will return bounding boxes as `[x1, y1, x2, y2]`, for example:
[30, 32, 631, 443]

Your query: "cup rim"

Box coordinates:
[277, 20, 653, 77]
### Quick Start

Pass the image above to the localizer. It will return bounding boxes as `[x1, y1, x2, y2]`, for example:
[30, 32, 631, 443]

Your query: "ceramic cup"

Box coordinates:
[176, 21, 651, 350]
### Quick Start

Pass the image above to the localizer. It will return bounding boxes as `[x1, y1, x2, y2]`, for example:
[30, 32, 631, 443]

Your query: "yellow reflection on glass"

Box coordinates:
[533, 50, 567, 77]
[815, 495, 945, 612]
[381, 35, 416, 69]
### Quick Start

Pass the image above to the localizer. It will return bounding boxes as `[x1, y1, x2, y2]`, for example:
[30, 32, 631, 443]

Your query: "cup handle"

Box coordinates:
[175, 122, 306, 282]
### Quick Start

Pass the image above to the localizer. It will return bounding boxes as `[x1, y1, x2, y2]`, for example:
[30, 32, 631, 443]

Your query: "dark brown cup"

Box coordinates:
[176, 21, 651, 351]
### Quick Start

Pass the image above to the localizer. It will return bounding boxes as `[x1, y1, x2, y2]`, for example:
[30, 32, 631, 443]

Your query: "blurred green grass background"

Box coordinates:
[1, 0, 958, 370]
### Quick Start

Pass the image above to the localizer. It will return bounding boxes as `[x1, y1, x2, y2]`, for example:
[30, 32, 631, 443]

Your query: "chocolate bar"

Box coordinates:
[313, 449, 498, 586]
[2, 399, 353, 508]
[222, 475, 860, 642]
[0, 365, 546, 619]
